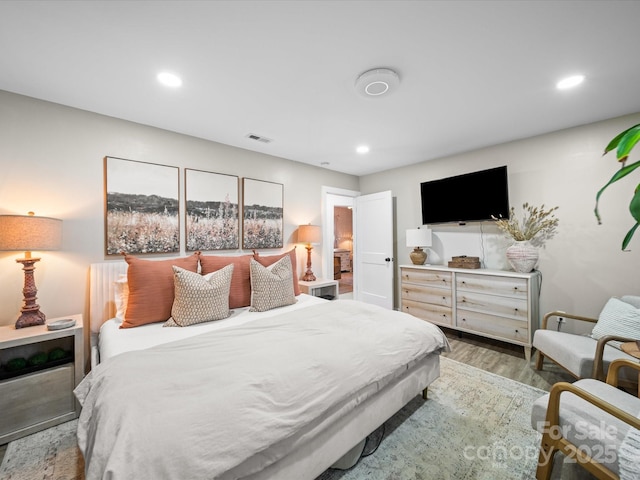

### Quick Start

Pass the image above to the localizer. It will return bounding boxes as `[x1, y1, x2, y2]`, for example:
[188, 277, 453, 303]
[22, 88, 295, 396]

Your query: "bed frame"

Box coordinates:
[88, 261, 441, 478]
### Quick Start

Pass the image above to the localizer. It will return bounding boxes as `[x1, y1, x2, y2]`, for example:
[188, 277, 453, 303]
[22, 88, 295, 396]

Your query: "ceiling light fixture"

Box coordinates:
[355, 68, 400, 97]
[556, 74, 585, 90]
[356, 145, 370, 154]
[157, 72, 182, 88]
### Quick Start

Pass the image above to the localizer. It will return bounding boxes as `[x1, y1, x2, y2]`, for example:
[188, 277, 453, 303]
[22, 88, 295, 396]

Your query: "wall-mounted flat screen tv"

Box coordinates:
[420, 166, 510, 224]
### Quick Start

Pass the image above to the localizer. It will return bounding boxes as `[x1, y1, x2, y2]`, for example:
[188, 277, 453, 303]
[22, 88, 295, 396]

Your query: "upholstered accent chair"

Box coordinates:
[533, 296, 640, 388]
[531, 358, 640, 480]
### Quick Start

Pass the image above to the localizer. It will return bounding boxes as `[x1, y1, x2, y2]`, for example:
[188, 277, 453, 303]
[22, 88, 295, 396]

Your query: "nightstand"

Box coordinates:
[0, 313, 84, 443]
[299, 279, 339, 300]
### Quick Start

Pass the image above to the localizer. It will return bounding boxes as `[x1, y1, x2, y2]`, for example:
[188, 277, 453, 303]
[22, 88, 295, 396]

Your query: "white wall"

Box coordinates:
[0, 91, 359, 330]
[360, 112, 640, 329]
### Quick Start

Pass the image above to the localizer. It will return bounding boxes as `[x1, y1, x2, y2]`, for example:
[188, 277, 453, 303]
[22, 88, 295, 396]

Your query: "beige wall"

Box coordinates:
[3, 88, 639, 337]
[0, 91, 359, 327]
[360, 112, 640, 328]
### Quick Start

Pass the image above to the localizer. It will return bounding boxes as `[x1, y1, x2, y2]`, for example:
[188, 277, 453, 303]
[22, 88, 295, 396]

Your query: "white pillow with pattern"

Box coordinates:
[165, 264, 234, 327]
[249, 256, 296, 312]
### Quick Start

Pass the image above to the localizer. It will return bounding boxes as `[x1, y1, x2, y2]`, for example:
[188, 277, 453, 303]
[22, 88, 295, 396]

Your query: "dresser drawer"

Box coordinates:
[402, 299, 453, 327]
[457, 310, 529, 344]
[456, 290, 528, 321]
[456, 273, 528, 299]
[401, 282, 452, 307]
[401, 268, 452, 289]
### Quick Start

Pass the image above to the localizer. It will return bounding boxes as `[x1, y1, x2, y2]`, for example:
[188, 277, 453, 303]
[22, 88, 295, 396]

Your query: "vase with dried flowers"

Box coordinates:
[492, 203, 559, 272]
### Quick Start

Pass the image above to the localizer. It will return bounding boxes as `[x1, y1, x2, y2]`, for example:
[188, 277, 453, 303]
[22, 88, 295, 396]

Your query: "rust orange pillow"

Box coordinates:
[122, 253, 200, 328]
[253, 248, 300, 296]
[200, 254, 253, 308]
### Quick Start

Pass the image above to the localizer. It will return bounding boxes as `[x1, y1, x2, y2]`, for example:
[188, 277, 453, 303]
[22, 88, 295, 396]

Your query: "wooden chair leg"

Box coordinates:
[535, 350, 545, 370]
[536, 435, 557, 480]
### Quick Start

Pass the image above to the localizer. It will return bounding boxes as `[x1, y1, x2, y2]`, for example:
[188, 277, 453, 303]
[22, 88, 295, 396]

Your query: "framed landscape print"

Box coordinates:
[185, 169, 239, 251]
[104, 156, 180, 255]
[242, 178, 284, 249]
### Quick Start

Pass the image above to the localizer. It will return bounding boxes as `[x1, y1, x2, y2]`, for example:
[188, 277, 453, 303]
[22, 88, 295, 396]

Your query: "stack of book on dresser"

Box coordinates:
[448, 256, 481, 269]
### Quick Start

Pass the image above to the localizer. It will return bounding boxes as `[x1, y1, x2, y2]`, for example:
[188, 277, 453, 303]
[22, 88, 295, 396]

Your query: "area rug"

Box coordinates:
[0, 357, 547, 480]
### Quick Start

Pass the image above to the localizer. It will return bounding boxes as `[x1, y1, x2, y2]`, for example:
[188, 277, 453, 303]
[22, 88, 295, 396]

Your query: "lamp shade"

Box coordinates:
[298, 224, 322, 244]
[0, 213, 63, 252]
[406, 228, 432, 248]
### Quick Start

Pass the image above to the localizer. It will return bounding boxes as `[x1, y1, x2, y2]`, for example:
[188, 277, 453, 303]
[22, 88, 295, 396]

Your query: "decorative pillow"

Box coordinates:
[165, 265, 233, 327]
[200, 254, 253, 309]
[122, 253, 200, 329]
[249, 256, 296, 312]
[114, 274, 129, 320]
[591, 297, 640, 349]
[253, 247, 301, 296]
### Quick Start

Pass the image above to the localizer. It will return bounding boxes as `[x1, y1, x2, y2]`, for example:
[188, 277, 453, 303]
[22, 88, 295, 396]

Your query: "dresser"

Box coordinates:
[334, 249, 352, 272]
[400, 265, 540, 360]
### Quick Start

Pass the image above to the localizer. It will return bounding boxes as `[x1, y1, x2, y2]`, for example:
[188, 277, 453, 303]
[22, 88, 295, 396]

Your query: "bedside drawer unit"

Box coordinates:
[457, 310, 529, 344]
[402, 299, 453, 327]
[401, 282, 452, 308]
[457, 273, 528, 299]
[0, 314, 84, 443]
[456, 291, 528, 321]
[0, 364, 74, 439]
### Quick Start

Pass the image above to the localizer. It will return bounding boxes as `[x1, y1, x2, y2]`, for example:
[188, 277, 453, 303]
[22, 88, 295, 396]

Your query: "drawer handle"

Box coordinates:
[515, 329, 519, 333]
[442, 296, 446, 300]
[514, 308, 518, 312]
[514, 287, 519, 291]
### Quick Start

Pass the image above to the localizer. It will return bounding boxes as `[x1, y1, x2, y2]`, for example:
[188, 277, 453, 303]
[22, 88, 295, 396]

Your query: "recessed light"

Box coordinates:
[157, 72, 182, 88]
[356, 145, 370, 154]
[556, 74, 585, 90]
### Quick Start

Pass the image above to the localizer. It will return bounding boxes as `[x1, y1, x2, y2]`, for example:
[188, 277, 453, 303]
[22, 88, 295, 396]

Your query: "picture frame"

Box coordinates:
[185, 169, 239, 251]
[104, 156, 180, 255]
[242, 178, 284, 249]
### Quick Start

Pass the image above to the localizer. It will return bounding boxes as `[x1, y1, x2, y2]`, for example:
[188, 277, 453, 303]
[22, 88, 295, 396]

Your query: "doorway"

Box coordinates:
[321, 187, 359, 300]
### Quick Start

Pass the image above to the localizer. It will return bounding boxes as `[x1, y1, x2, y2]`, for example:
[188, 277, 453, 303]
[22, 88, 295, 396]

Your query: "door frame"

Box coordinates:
[321, 186, 359, 285]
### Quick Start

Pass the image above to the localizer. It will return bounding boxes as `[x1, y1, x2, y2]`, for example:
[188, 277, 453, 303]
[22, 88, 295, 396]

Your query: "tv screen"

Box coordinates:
[420, 166, 510, 224]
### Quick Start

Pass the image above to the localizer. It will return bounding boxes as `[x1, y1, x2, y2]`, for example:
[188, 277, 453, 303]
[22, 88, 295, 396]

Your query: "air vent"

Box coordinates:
[246, 133, 273, 144]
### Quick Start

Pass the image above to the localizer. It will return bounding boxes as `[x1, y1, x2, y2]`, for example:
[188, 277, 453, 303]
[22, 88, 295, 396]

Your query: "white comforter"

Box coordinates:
[75, 300, 450, 480]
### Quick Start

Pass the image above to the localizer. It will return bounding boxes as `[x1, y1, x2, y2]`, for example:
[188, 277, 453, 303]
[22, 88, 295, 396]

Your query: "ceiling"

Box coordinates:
[1, 1, 640, 177]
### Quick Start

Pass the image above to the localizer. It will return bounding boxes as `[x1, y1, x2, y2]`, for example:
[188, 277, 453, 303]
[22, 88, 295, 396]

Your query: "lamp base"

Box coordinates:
[14, 256, 46, 328]
[302, 244, 316, 281]
[15, 309, 46, 329]
[410, 247, 428, 265]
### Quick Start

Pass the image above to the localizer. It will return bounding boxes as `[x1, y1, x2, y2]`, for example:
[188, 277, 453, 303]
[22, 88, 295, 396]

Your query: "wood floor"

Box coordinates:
[441, 327, 576, 391]
[0, 327, 573, 467]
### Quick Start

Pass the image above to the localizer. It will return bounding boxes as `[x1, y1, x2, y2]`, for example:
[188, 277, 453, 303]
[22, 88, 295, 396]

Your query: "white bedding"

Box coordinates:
[76, 299, 450, 480]
[98, 293, 326, 362]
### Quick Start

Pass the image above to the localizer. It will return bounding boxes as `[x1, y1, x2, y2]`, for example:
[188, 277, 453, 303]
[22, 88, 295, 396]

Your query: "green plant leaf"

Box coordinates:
[616, 124, 640, 161]
[630, 184, 640, 222]
[622, 222, 640, 250]
[594, 159, 640, 223]
[604, 123, 640, 155]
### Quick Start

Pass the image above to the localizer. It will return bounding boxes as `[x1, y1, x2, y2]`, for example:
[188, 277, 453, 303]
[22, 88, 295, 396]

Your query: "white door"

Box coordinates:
[354, 191, 394, 309]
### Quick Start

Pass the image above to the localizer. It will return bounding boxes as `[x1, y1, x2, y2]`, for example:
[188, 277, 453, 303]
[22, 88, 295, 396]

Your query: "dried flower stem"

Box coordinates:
[492, 203, 559, 244]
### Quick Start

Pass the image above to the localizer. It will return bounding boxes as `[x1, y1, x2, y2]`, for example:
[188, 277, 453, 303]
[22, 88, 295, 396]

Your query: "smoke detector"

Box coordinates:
[355, 68, 400, 97]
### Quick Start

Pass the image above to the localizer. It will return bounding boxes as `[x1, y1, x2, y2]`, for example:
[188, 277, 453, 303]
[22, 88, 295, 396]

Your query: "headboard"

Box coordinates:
[89, 262, 128, 334]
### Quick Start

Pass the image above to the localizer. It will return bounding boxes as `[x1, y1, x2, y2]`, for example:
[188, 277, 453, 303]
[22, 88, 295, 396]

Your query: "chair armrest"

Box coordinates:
[543, 381, 640, 437]
[593, 335, 640, 381]
[606, 358, 640, 387]
[540, 311, 598, 329]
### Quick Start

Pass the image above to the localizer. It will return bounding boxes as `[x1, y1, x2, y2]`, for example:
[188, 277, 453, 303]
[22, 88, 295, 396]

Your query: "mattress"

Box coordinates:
[98, 293, 326, 362]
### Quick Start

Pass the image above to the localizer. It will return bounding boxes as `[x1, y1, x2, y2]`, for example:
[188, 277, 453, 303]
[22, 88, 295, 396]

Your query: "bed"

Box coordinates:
[78, 257, 450, 480]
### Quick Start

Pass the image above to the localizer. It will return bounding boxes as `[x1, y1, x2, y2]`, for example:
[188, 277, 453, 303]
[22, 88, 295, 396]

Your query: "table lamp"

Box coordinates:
[406, 227, 432, 265]
[0, 212, 63, 328]
[298, 224, 322, 281]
